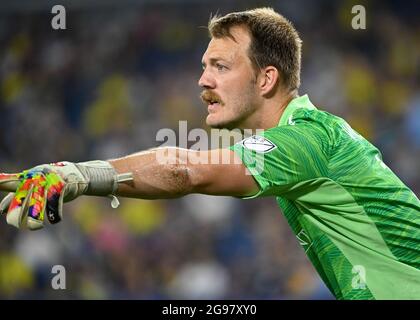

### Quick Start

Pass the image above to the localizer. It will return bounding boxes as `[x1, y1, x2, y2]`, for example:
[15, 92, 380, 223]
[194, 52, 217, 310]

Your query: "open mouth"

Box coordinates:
[207, 100, 221, 112]
[208, 99, 220, 106]
[201, 91, 223, 110]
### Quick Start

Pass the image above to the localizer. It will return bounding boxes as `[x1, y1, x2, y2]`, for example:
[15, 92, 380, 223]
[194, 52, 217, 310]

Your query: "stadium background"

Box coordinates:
[0, 0, 418, 299]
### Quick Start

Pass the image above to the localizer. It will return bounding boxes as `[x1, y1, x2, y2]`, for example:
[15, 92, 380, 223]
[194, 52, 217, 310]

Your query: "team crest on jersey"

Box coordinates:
[240, 135, 277, 153]
[296, 229, 313, 253]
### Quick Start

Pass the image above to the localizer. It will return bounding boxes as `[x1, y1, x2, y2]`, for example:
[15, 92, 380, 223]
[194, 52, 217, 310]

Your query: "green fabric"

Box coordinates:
[230, 95, 420, 299]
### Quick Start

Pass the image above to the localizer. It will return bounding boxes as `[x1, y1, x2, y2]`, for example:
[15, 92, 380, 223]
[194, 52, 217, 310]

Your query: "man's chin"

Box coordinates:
[206, 116, 238, 130]
[206, 115, 228, 129]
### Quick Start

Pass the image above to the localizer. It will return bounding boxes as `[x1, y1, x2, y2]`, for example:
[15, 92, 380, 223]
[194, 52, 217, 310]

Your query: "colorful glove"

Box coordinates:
[0, 161, 133, 230]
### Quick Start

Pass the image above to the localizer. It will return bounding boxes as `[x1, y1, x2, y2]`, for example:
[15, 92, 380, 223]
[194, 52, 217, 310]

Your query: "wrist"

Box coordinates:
[75, 160, 119, 196]
[75, 160, 134, 197]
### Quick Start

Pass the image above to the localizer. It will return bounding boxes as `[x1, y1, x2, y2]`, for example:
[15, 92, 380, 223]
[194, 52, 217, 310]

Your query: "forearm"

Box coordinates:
[109, 147, 196, 199]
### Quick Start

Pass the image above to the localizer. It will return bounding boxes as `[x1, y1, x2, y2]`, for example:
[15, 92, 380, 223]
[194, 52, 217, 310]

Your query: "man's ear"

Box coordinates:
[259, 66, 280, 97]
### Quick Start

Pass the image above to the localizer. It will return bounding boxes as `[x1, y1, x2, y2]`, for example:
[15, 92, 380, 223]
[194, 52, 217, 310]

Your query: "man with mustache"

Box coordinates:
[1, 8, 419, 300]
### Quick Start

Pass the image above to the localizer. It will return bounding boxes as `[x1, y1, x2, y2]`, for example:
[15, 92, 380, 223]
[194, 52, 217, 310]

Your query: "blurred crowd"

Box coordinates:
[0, 0, 418, 299]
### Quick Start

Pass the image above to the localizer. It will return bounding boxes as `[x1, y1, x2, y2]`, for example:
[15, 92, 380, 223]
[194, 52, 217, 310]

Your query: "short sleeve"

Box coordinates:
[229, 123, 329, 199]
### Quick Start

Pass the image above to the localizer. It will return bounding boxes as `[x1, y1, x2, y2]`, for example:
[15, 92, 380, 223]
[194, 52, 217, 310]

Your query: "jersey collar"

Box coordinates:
[278, 94, 316, 127]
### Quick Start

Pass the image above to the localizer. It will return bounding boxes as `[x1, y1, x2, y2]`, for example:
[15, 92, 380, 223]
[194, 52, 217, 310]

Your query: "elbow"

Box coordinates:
[167, 164, 194, 197]
[164, 148, 205, 196]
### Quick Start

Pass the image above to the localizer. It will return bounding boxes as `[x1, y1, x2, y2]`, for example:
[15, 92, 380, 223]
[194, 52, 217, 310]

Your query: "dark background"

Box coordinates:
[0, 0, 418, 299]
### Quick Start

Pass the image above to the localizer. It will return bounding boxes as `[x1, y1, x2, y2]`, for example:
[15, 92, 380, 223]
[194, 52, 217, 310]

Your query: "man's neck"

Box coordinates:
[242, 91, 297, 131]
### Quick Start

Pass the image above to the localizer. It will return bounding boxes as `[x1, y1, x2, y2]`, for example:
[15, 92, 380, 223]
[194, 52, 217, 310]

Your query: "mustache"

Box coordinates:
[200, 90, 223, 105]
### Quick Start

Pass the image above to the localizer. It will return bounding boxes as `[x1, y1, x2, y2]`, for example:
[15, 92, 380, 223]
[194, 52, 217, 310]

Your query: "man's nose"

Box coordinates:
[198, 70, 215, 89]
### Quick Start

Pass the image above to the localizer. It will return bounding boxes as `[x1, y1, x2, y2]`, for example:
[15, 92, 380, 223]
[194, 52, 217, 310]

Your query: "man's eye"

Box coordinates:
[216, 63, 227, 71]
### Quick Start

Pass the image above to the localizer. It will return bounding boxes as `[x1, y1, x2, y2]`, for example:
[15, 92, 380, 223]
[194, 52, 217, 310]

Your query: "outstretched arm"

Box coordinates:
[110, 147, 259, 199]
[0, 147, 258, 230]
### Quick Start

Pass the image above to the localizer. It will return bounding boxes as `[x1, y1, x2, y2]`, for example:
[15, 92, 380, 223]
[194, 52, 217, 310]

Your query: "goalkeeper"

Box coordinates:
[1, 8, 419, 300]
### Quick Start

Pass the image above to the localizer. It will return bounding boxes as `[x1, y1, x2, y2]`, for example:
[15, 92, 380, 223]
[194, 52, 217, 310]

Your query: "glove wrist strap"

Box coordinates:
[75, 160, 133, 196]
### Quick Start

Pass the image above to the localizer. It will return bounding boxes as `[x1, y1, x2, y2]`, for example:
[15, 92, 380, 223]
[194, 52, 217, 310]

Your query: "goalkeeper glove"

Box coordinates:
[0, 161, 132, 230]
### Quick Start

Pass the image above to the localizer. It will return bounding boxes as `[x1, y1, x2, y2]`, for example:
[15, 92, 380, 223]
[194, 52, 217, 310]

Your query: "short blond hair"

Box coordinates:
[208, 7, 302, 92]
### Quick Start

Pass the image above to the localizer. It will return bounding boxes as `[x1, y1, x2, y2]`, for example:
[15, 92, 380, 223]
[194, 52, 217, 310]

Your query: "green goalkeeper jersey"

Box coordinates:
[230, 95, 420, 300]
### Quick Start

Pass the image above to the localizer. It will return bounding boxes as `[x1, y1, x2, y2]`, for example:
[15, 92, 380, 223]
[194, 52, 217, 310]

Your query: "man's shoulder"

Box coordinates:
[277, 94, 344, 127]
[290, 105, 343, 126]
[266, 106, 339, 140]
[284, 105, 362, 145]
